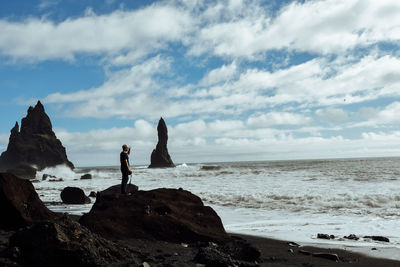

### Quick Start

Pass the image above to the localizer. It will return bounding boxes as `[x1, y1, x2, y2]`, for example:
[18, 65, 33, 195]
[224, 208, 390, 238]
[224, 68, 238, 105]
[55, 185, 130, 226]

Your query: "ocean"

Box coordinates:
[33, 157, 400, 259]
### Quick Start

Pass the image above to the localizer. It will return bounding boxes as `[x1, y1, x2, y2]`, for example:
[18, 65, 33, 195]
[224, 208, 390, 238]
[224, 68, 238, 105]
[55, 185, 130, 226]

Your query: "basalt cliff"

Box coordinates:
[0, 101, 74, 178]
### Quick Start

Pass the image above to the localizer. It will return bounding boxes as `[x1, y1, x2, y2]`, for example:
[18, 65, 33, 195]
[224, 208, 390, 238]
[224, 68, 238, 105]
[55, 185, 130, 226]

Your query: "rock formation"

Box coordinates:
[149, 118, 175, 168]
[9, 216, 141, 266]
[60, 187, 91, 204]
[0, 173, 56, 230]
[80, 187, 228, 243]
[0, 101, 74, 179]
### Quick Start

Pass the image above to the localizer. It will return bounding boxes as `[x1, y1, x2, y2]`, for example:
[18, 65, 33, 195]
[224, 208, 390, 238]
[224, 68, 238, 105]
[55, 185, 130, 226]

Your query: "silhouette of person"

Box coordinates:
[120, 144, 132, 194]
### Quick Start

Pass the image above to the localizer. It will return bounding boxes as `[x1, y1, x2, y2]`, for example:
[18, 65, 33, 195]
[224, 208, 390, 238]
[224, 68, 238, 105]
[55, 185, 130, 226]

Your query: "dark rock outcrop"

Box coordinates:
[0, 173, 56, 230]
[0, 101, 74, 179]
[9, 216, 140, 267]
[317, 233, 334, 240]
[149, 118, 175, 168]
[364, 236, 390, 242]
[97, 184, 138, 197]
[80, 187, 228, 243]
[60, 187, 90, 204]
[80, 174, 92, 180]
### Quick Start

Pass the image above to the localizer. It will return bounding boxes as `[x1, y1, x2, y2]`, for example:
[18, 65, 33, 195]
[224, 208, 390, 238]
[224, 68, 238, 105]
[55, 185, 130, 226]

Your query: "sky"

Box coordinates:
[0, 0, 400, 166]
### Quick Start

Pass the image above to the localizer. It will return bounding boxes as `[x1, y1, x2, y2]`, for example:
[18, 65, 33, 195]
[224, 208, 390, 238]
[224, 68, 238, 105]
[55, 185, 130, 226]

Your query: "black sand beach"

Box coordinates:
[1, 228, 400, 266]
[234, 233, 400, 267]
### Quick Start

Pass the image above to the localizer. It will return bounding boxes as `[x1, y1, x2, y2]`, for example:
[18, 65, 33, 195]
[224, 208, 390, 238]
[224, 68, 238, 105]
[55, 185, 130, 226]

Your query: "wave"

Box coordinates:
[36, 165, 78, 180]
[201, 191, 400, 217]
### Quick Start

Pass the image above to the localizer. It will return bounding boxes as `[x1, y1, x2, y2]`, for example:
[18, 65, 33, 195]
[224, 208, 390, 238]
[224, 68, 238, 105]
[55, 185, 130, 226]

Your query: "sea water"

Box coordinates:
[33, 157, 400, 260]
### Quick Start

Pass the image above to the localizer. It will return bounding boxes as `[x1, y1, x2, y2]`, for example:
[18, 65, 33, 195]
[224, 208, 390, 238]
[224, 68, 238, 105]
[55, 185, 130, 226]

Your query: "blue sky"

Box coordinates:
[0, 0, 400, 166]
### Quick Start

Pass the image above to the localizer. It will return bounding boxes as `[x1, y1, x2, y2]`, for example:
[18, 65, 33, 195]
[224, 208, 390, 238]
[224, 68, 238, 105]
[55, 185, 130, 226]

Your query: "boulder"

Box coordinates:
[80, 174, 92, 180]
[60, 187, 90, 204]
[80, 188, 229, 243]
[0, 101, 74, 179]
[89, 191, 97, 198]
[149, 118, 175, 168]
[97, 184, 138, 197]
[9, 216, 140, 266]
[0, 173, 56, 230]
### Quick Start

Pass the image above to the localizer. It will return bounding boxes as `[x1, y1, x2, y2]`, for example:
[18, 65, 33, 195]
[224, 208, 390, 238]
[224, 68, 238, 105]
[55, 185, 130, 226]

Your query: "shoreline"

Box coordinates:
[227, 230, 400, 261]
[232, 233, 400, 266]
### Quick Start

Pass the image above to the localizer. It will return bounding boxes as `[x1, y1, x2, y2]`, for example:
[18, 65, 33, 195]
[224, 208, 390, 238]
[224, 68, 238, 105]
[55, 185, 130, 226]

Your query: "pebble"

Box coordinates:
[287, 241, 300, 247]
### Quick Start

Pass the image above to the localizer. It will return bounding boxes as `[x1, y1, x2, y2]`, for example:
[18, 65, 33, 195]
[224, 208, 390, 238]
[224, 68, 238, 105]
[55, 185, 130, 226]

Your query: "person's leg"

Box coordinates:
[121, 174, 128, 194]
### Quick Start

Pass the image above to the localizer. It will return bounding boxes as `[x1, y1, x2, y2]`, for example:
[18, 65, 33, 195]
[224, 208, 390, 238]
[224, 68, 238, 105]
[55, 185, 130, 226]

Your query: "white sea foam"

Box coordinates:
[32, 158, 400, 260]
[36, 165, 78, 180]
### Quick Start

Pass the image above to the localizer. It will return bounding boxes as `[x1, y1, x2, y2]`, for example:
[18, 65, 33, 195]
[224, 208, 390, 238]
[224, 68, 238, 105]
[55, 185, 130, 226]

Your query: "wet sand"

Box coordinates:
[235, 233, 400, 266]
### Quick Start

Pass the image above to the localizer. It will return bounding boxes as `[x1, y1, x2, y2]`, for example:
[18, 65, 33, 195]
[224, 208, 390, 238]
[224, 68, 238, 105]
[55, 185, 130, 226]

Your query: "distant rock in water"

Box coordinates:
[0, 172, 56, 230]
[0, 101, 74, 179]
[80, 173, 92, 180]
[149, 117, 175, 168]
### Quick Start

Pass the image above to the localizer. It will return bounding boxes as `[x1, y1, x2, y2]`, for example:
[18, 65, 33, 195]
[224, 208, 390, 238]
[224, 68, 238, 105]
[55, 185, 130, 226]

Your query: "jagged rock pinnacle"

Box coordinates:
[149, 117, 175, 168]
[0, 101, 74, 178]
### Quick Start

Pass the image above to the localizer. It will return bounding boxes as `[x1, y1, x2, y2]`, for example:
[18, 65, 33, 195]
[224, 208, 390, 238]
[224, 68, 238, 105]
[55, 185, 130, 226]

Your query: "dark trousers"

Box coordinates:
[121, 173, 129, 194]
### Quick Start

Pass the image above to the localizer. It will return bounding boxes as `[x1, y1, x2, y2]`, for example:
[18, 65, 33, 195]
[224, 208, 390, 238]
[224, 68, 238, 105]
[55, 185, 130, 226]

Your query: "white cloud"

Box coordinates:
[190, 0, 400, 58]
[2, 0, 399, 63]
[0, 4, 193, 63]
[316, 108, 348, 122]
[199, 61, 237, 86]
[37, 0, 59, 11]
[247, 112, 312, 127]
[360, 102, 400, 126]
[39, 53, 400, 122]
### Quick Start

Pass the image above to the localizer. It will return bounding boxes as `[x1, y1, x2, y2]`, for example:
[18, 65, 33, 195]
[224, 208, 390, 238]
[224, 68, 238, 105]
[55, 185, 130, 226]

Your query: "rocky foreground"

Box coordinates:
[1, 172, 400, 266]
[0, 172, 260, 266]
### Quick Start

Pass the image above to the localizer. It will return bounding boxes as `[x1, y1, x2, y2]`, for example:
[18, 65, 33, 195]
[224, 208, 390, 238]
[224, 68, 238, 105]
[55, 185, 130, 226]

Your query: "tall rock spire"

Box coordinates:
[0, 101, 74, 178]
[149, 118, 175, 168]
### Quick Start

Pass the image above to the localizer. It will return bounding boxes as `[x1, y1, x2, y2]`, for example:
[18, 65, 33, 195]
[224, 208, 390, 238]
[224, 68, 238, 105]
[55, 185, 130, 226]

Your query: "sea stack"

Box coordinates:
[0, 101, 74, 178]
[149, 117, 175, 168]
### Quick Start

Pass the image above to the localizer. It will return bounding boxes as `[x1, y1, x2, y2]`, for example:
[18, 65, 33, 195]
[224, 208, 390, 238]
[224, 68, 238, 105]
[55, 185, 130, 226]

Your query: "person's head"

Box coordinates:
[122, 144, 129, 152]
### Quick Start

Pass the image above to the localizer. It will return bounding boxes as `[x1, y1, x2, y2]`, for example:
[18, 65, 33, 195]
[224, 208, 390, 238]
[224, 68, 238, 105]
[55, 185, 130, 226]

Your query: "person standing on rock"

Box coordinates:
[120, 144, 132, 194]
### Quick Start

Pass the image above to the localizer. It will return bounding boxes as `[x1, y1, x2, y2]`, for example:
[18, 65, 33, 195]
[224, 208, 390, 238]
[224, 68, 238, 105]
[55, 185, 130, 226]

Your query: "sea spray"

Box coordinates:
[36, 165, 78, 180]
